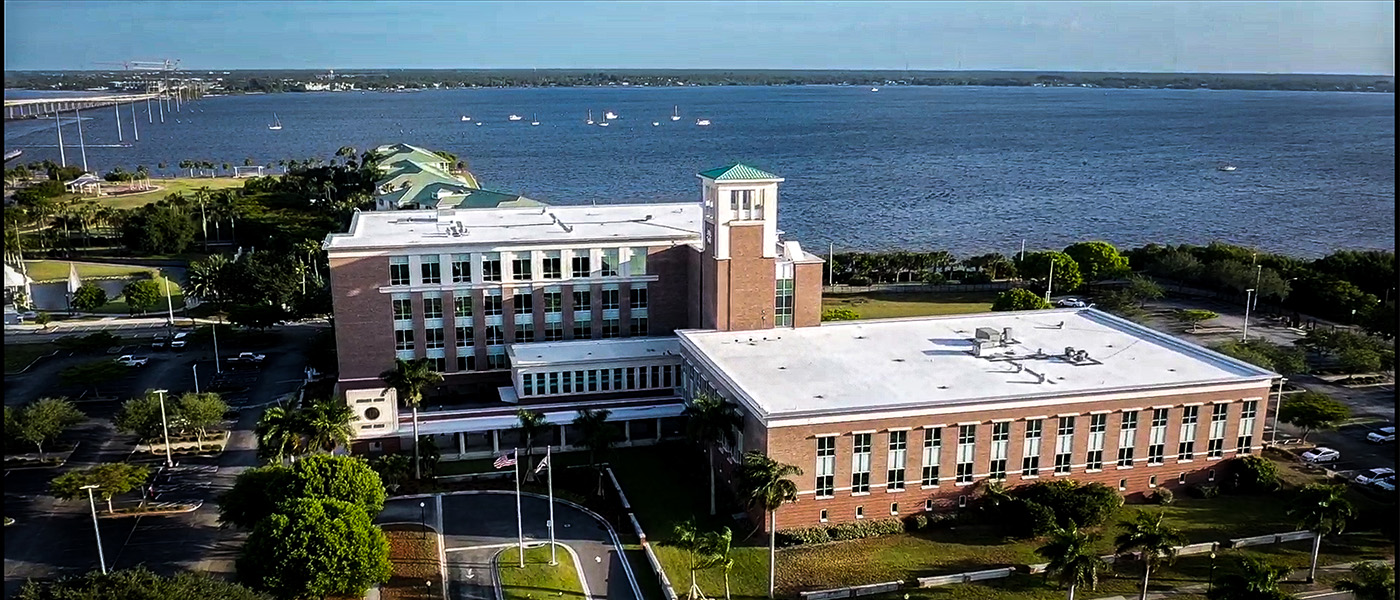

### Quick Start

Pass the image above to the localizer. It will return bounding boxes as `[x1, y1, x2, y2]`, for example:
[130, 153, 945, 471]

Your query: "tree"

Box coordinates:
[256, 405, 307, 464]
[1278, 392, 1349, 441]
[516, 409, 549, 482]
[1332, 561, 1395, 600]
[1212, 340, 1307, 375]
[1124, 275, 1165, 307]
[114, 392, 170, 443]
[380, 358, 442, 480]
[1022, 251, 1084, 293]
[699, 526, 735, 600]
[1176, 309, 1219, 333]
[1229, 455, 1280, 494]
[13, 397, 85, 458]
[992, 288, 1053, 311]
[50, 462, 151, 514]
[370, 453, 412, 492]
[177, 392, 228, 445]
[227, 303, 289, 330]
[668, 518, 716, 600]
[120, 204, 196, 255]
[33, 311, 51, 328]
[218, 465, 295, 529]
[187, 254, 231, 307]
[70, 282, 107, 311]
[1207, 556, 1294, 600]
[121, 279, 162, 315]
[15, 566, 270, 600]
[1288, 483, 1354, 583]
[734, 451, 802, 600]
[1115, 510, 1188, 600]
[219, 456, 385, 529]
[684, 393, 742, 516]
[1037, 525, 1107, 600]
[1064, 241, 1130, 282]
[236, 498, 390, 599]
[573, 408, 621, 470]
[1338, 347, 1382, 373]
[300, 397, 357, 453]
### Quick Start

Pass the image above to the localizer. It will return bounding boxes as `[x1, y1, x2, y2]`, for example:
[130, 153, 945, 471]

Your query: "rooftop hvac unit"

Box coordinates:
[1064, 346, 1077, 358]
[975, 327, 1002, 343]
[1002, 327, 1014, 342]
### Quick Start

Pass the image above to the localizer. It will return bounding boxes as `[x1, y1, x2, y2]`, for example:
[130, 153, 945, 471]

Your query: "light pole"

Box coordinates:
[192, 363, 199, 394]
[1207, 551, 1217, 593]
[154, 388, 173, 468]
[212, 317, 222, 374]
[419, 501, 427, 540]
[163, 276, 175, 326]
[81, 484, 107, 574]
[1252, 264, 1263, 310]
[1242, 289, 1255, 342]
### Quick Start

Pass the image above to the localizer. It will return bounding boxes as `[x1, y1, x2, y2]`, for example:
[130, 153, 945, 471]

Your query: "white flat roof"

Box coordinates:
[508, 337, 682, 368]
[678, 308, 1277, 421]
[325, 203, 701, 251]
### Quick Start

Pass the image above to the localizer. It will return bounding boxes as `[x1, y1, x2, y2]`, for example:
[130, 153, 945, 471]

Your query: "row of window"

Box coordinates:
[396, 318, 650, 351]
[394, 287, 647, 321]
[520, 364, 680, 397]
[811, 402, 1257, 497]
[389, 248, 649, 287]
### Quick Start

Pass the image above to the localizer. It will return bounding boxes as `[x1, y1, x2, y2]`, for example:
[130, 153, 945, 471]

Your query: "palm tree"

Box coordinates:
[1037, 524, 1107, 600]
[302, 398, 357, 453]
[380, 358, 442, 480]
[683, 392, 742, 516]
[699, 526, 735, 600]
[1332, 561, 1395, 600]
[573, 408, 620, 496]
[517, 409, 549, 482]
[255, 405, 306, 463]
[186, 254, 229, 308]
[1288, 483, 1354, 583]
[192, 186, 211, 251]
[735, 451, 802, 600]
[668, 518, 712, 600]
[1207, 556, 1293, 600]
[1115, 510, 1188, 600]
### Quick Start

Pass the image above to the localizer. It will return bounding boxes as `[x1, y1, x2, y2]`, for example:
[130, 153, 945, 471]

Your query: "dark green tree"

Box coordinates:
[1207, 556, 1295, 600]
[120, 204, 196, 254]
[218, 465, 295, 529]
[50, 462, 151, 514]
[236, 498, 390, 599]
[683, 393, 742, 516]
[1289, 484, 1354, 583]
[70, 282, 108, 311]
[380, 358, 442, 480]
[1021, 251, 1084, 293]
[1278, 392, 1350, 441]
[734, 451, 802, 600]
[13, 397, 85, 458]
[121, 279, 162, 315]
[15, 566, 270, 600]
[992, 288, 1053, 311]
[1064, 241, 1130, 281]
[1332, 561, 1395, 600]
[1037, 524, 1108, 600]
[1115, 510, 1189, 600]
[176, 392, 228, 444]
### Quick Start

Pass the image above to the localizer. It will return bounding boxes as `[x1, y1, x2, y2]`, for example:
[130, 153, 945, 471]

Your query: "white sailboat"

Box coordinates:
[475, 122, 482, 126]
[695, 118, 711, 126]
[268, 113, 282, 130]
[530, 113, 540, 126]
[871, 87, 880, 92]
[586, 109, 594, 125]
[461, 115, 471, 121]
[598, 115, 610, 127]
[508, 114, 523, 121]
[652, 121, 660, 126]
[670, 105, 680, 121]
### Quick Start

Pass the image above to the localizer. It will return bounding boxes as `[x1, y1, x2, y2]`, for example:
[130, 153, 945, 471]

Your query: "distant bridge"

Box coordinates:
[3, 93, 164, 120]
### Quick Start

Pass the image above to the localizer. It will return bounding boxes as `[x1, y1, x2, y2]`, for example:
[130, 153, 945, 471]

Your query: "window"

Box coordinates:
[1208, 404, 1228, 458]
[486, 351, 508, 370]
[485, 325, 505, 346]
[429, 356, 445, 372]
[924, 499, 933, 511]
[484, 294, 503, 316]
[571, 252, 591, 278]
[1178, 406, 1198, 461]
[457, 354, 476, 371]
[515, 323, 534, 343]
[851, 433, 872, 494]
[1119, 478, 1128, 491]
[602, 288, 620, 310]
[425, 328, 444, 349]
[522, 374, 535, 396]
[630, 286, 648, 310]
[601, 249, 620, 276]
[1054, 417, 1075, 475]
[1208, 469, 1216, 482]
[514, 291, 533, 315]
[451, 254, 471, 283]
[544, 291, 562, 314]
[542, 251, 562, 279]
[423, 296, 443, 319]
[1086, 414, 1106, 471]
[855, 506, 864, 519]
[544, 322, 564, 342]
[511, 253, 532, 281]
[819, 509, 828, 523]
[1178, 472, 1187, 485]
[574, 319, 592, 340]
[454, 296, 472, 318]
[392, 298, 412, 321]
[989, 422, 1010, 480]
[602, 319, 620, 338]
[775, 278, 794, 327]
[1118, 411, 1138, 467]
[890, 503, 899, 515]
[921, 428, 941, 486]
[956, 425, 976, 484]
[573, 290, 591, 312]
[1238, 400, 1258, 455]
[1023, 419, 1042, 477]
[630, 316, 648, 336]
[421, 255, 441, 284]
[957, 495, 968, 509]
[887, 431, 907, 491]
[456, 326, 473, 348]
[482, 253, 502, 282]
[1149, 475, 1158, 488]
[395, 329, 414, 351]
[629, 247, 647, 275]
[390, 257, 410, 286]
[1148, 408, 1168, 465]
[815, 436, 836, 498]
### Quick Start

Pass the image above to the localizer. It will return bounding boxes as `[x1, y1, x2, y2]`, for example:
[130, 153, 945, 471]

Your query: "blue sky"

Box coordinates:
[3, 1, 1394, 74]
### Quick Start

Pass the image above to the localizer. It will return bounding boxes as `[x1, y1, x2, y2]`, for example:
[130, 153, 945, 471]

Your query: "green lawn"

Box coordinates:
[23, 260, 154, 283]
[498, 544, 586, 600]
[3, 344, 58, 374]
[823, 291, 997, 320]
[88, 274, 187, 315]
[94, 176, 246, 210]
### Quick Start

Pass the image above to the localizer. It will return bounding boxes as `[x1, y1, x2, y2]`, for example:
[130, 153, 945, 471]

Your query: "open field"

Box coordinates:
[3, 344, 57, 374]
[93, 176, 246, 210]
[822, 291, 998, 320]
[22, 260, 154, 282]
[380, 524, 440, 600]
[498, 544, 586, 600]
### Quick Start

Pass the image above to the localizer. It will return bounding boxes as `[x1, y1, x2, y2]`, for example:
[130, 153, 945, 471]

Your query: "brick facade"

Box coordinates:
[706, 223, 777, 331]
[329, 254, 396, 384]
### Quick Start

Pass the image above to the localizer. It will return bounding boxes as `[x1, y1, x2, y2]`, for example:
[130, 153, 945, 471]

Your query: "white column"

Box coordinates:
[457, 432, 467, 456]
[623, 420, 633, 446]
[491, 430, 500, 453]
[559, 425, 567, 449]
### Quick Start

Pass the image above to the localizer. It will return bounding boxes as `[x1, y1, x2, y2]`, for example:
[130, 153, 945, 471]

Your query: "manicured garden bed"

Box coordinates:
[380, 524, 441, 600]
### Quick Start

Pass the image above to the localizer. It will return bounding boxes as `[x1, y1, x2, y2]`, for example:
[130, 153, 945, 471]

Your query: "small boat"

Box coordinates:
[461, 116, 471, 121]
[695, 119, 711, 126]
[652, 121, 660, 126]
[586, 109, 594, 125]
[1217, 164, 1238, 172]
[268, 113, 282, 130]
[670, 105, 680, 121]
[530, 114, 540, 126]
[508, 114, 523, 121]
[598, 118, 610, 127]
[604, 110, 619, 120]
[475, 122, 482, 126]
[871, 87, 879, 92]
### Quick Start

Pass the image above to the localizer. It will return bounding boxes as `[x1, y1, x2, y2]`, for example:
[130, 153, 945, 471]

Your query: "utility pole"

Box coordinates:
[828, 242, 834, 286]
[1252, 264, 1263, 310]
[1242, 289, 1255, 341]
[147, 98, 153, 124]
[154, 389, 173, 468]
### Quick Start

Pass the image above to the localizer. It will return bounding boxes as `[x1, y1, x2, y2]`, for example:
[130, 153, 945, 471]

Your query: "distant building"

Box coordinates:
[370, 143, 540, 210]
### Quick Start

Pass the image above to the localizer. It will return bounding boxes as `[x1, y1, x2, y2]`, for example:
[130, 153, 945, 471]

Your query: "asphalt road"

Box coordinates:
[3, 322, 324, 597]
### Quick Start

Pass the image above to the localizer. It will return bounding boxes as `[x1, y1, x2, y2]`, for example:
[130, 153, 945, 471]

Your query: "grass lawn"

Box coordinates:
[3, 344, 59, 374]
[95, 176, 245, 210]
[88, 274, 187, 315]
[823, 291, 997, 320]
[498, 544, 587, 600]
[23, 260, 154, 283]
[380, 524, 440, 600]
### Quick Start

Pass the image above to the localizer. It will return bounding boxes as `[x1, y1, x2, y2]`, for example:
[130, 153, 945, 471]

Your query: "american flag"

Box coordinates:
[493, 451, 516, 469]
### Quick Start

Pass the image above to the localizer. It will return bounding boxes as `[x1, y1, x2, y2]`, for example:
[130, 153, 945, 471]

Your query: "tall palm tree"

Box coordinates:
[517, 409, 549, 482]
[1208, 556, 1293, 600]
[380, 358, 442, 480]
[192, 186, 211, 251]
[186, 254, 229, 308]
[1288, 483, 1354, 583]
[699, 526, 735, 600]
[1037, 524, 1107, 600]
[668, 518, 712, 600]
[572, 408, 619, 496]
[683, 392, 742, 515]
[1115, 510, 1188, 600]
[1332, 561, 1395, 600]
[302, 398, 357, 453]
[255, 405, 306, 464]
[735, 451, 802, 600]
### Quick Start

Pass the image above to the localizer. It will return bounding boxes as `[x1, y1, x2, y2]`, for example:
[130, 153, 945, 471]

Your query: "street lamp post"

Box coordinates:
[81, 484, 107, 574]
[192, 364, 199, 394]
[420, 501, 426, 540]
[154, 389, 173, 468]
[1207, 551, 1217, 593]
[1242, 289, 1256, 342]
[163, 277, 175, 326]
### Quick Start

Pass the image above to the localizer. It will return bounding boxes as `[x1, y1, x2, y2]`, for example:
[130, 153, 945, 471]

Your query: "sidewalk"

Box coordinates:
[1089, 561, 1388, 600]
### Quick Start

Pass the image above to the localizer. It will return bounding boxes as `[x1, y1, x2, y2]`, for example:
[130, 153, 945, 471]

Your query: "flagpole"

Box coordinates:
[514, 447, 524, 568]
[547, 446, 557, 566]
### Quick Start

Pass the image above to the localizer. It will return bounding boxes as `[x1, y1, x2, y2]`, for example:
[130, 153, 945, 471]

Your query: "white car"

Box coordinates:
[1300, 447, 1341, 463]
[1373, 474, 1396, 493]
[1353, 467, 1394, 485]
[1055, 297, 1089, 308]
[114, 355, 149, 367]
[170, 332, 189, 349]
[1366, 426, 1395, 443]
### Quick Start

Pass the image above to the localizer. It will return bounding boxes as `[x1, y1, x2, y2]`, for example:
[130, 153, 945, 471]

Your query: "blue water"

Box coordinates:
[4, 86, 1394, 257]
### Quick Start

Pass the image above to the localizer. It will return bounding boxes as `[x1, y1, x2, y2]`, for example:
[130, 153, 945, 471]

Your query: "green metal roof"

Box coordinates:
[698, 163, 781, 181]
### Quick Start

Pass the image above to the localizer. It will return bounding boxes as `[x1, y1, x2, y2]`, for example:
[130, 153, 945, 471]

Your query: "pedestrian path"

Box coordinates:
[1088, 561, 1390, 600]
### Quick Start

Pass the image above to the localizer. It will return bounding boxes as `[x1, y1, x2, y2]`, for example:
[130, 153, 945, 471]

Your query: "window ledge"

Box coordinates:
[1178, 459, 1195, 464]
[1116, 465, 1134, 470]
[1053, 471, 1072, 477]
[1021, 475, 1040, 480]
[954, 481, 974, 487]
[815, 495, 834, 501]
[1206, 456, 1223, 461]
[851, 492, 871, 497]
[886, 488, 906, 493]
[920, 485, 939, 490]
[1085, 469, 1103, 474]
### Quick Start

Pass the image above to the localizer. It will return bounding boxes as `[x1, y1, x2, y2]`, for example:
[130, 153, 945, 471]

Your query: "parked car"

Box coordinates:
[1353, 467, 1394, 485]
[1300, 447, 1341, 463]
[169, 332, 189, 349]
[1055, 297, 1089, 308]
[19, 311, 38, 321]
[1366, 426, 1396, 443]
[1373, 474, 1396, 493]
[114, 355, 149, 367]
[229, 352, 266, 363]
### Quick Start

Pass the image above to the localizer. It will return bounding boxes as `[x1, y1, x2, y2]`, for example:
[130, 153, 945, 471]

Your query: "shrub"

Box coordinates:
[1189, 484, 1220, 499]
[777, 526, 831, 546]
[847, 276, 872, 286]
[1228, 455, 1280, 493]
[55, 331, 121, 352]
[992, 288, 1052, 311]
[821, 307, 860, 322]
[1001, 498, 1058, 538]
[904, 513, 929, 531]
[1154, 488, 1175, 505]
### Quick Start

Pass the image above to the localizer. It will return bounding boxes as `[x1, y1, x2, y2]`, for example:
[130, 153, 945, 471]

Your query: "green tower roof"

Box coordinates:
[698, 163, 781, 181]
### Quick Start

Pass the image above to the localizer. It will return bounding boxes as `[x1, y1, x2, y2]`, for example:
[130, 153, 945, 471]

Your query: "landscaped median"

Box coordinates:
[497, 544, 587, 600]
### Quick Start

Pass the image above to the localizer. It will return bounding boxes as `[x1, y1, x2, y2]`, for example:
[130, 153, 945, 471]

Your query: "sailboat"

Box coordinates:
[652, 121, 660, 126]
[460, 115, 471, 121]
[475, 122, 482, 126]
[268, 113, 282, 130]
[695, 118, 711, 126]
[508, 114, 523, 121]
[598, 114, 610, 127]
[671, 105, 681, 121]
[586, 109, 595, 125]
[530, 113, 540, 126]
